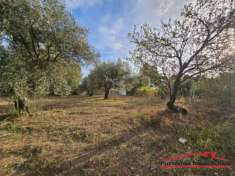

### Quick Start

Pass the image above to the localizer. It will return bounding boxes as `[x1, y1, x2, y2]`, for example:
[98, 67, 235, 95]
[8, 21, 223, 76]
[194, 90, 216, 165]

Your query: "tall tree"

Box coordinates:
[130, 0, 235, 113]
[0, 0, 97, 97]
[0, 0, 97, 68]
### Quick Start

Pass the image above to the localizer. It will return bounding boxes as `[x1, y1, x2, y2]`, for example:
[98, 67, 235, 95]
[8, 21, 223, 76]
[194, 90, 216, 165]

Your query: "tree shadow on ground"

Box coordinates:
[13, 115, 162, 176]
[0, 113, 18, 122]
[11, 109, 235, 176]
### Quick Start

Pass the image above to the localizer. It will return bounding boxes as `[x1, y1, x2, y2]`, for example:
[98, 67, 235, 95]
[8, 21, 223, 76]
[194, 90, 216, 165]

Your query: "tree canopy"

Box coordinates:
[130, 0, 235, 113]
[86, 61, 130, 99]
[0, 0, 97, 97]
[0, 0, 97, 68]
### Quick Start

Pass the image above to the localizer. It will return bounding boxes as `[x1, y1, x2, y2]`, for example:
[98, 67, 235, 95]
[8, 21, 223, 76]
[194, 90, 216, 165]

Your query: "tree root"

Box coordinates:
[167, 103, 188, 115]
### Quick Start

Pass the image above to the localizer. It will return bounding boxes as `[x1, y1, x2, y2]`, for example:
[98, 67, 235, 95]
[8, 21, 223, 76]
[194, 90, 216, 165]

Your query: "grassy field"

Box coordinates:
[0, 96, 234, 176]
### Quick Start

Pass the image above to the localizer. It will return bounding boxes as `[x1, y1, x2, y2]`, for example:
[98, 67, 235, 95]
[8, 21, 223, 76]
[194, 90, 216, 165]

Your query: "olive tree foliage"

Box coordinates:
[137, 63, 159, 86]
[0, 0, 96, 68]
[0, 52, 81, 96]
[125, 64, 161, 96]
[130, 0, 235, 113]
[87, 61, 130, 99]
[0, 0, 97, 98]
[35, 60, 82, 96]
[80, 74, 97, 96]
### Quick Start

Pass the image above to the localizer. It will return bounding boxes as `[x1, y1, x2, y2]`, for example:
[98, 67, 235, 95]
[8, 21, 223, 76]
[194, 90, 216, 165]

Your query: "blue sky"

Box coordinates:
[65, 0, 190, 63]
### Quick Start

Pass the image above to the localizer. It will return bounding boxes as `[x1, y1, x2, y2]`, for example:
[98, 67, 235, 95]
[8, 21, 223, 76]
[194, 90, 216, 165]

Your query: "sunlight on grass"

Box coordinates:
[0, 96, 234, 176]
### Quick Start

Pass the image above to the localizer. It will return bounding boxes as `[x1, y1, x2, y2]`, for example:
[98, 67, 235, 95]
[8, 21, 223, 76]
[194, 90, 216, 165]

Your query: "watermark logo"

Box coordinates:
[160, 152, 232, 170]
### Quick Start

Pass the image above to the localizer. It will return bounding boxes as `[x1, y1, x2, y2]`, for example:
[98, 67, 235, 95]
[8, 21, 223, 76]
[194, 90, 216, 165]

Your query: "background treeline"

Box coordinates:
[80, 60, 235, 106]
[129, 72, 235, 106]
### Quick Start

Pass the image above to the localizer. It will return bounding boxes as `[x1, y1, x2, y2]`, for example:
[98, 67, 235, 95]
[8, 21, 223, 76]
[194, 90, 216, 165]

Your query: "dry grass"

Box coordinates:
[0, 95, 234, 176]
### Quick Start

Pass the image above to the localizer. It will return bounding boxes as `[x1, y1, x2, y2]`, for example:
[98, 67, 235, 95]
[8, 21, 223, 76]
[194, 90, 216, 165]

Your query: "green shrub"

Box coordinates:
[220, 116, 235, 158]
[177, 117, 235, 158]
[191, 73, 235, 105]
[179, 125, 221, 151]
[136, 86, 157, 96]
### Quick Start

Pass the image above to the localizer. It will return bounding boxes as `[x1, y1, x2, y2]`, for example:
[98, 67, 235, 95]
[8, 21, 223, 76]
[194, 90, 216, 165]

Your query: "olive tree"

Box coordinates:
[0, 0, 97, 113]
[88, 61, 130, 99]
[0, 0, 97, 68]
[0, 0, 97, 91]
[130, 0, 235, 113]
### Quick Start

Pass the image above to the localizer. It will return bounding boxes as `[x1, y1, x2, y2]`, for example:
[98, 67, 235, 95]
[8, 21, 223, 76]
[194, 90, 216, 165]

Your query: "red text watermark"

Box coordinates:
[160, 152, 232, 170]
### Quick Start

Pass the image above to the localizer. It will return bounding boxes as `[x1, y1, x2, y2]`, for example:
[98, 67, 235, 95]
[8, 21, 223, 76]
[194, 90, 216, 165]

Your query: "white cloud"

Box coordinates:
[74, 0, 192, 61]
[93, 0, 190, 60]
[100, 14, 112, 23]
[97, 18, 125, 51]
[129, 0, 191, 27]
[65, 0, 104, 10]
[131, 0, 174, 17]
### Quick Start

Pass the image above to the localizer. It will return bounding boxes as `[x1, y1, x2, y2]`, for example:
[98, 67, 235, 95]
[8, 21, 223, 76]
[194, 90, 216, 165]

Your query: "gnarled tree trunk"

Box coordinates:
[14, 97, 30, 115]
[104, 88, 110, 99]
[167, 83, 179, 112]
[166, 77, 188, 114]
[87, 89, 94, 96]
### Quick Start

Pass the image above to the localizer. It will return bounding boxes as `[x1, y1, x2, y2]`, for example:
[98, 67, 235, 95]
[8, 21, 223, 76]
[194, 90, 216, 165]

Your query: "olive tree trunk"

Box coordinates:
[166, 76, 187, 114]
[104, 88, 110, 99]
[167, 83, 179, 112]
